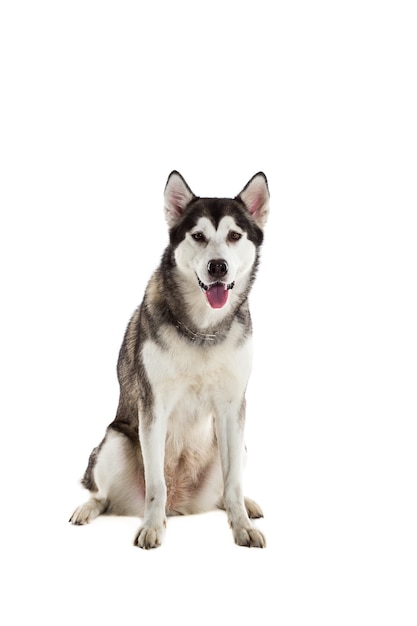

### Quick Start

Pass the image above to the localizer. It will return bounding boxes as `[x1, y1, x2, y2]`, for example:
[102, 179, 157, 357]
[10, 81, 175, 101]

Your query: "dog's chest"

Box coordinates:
[142, 325, 253, 411]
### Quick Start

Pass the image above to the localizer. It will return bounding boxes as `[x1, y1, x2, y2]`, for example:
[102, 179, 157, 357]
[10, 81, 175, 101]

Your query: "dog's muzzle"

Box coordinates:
[207, 259, 228, 280]
[197, 261, 235, 309]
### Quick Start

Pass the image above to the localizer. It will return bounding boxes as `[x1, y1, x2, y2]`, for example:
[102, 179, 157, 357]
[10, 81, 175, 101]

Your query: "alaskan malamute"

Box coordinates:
[70, 171, 269, 548]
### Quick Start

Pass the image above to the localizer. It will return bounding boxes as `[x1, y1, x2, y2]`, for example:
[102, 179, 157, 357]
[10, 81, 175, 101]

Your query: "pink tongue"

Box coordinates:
[206, 283, 229, 309]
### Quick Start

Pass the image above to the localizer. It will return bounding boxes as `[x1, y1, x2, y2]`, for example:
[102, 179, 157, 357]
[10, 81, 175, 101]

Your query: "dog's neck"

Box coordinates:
[167, 299, 251, 346]
[173, 317, 220, 343]
[166, 305, 230, 345]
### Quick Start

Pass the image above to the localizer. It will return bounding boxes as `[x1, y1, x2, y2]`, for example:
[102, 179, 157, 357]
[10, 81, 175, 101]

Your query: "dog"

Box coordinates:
[70, 171, 269, 548]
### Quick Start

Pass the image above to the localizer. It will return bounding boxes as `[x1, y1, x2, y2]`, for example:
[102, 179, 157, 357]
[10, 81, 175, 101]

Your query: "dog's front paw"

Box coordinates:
[233, 526, 266, 548]
[134, 525, 165, 550]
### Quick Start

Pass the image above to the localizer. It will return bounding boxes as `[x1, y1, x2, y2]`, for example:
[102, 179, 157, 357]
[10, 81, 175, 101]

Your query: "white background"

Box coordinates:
[1, 1, 416, 624]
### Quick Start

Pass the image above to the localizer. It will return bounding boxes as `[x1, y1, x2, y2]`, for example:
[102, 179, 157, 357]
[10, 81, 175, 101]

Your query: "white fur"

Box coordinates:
[174, 216, 257, 329]
[134, 319, 264, 547]
[71, 431, 145, 523]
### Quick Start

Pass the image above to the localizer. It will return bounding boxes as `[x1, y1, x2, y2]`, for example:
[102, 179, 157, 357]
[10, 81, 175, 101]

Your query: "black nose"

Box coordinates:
[207, 259, 228, 279]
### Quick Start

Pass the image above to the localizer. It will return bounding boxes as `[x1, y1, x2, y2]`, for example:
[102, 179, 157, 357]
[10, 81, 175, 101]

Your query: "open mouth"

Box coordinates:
[197, 277, 235, 309]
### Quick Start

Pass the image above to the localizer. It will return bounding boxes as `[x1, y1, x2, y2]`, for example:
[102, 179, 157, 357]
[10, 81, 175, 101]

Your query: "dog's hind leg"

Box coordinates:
[69, 429, 145, 525]
[243, 497, 264, 519]
[217, 496, 264, 519]
[70, 496, 108, 525]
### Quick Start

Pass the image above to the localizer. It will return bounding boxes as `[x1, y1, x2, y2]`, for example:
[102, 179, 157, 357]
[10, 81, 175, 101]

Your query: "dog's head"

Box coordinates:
[164, 171, 269, 316]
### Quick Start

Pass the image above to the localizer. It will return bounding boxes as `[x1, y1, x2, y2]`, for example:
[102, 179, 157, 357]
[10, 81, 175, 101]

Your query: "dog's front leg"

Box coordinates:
[216, 398, 266, 548]
[134, 407, 168, 549]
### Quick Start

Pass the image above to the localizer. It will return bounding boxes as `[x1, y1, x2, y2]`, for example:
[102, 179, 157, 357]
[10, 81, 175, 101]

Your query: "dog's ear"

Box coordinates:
[164, 171, 195, 227]
[236, 172, 270, 228]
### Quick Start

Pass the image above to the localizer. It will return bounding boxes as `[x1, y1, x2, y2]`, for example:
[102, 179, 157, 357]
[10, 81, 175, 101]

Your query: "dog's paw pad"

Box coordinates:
[233, 527, 266, 548]
[134, 526, 164, 549]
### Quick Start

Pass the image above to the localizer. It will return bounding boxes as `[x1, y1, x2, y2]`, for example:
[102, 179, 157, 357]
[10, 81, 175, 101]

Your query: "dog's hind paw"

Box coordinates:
[134, 524, 165, 550]
[218, 496, 264, 519]
[69, 498, 106, 525]
[233, 526, 266, 548]
[244, 497, 264, 519]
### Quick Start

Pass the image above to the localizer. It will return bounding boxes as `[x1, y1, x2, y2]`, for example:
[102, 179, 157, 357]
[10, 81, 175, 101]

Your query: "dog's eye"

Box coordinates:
[228, 231, 242, 242]
[192, 232, 206, 243]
